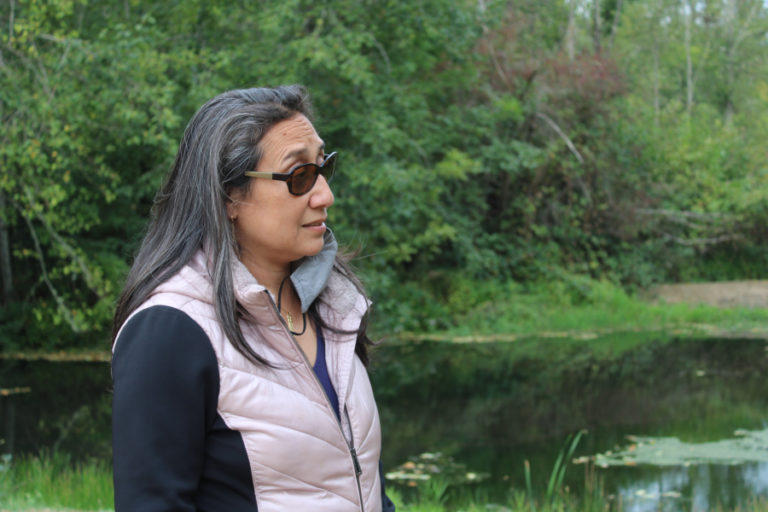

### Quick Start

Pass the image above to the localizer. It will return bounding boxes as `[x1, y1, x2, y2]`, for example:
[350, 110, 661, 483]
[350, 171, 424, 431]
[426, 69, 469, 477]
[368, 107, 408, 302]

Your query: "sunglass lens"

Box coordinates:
[287, 153, 336, 195]
[290, 165, 318, 195]
[321, 153, 336, 183]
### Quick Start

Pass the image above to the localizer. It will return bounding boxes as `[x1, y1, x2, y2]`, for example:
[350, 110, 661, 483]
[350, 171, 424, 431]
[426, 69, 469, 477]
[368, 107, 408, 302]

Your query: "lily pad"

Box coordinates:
[581, 428, 768, 467]
[385, 452, 490, 485]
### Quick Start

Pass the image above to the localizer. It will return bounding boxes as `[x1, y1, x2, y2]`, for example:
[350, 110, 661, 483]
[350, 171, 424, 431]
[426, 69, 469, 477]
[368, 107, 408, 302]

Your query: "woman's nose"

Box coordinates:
[309, 175, 334, 208]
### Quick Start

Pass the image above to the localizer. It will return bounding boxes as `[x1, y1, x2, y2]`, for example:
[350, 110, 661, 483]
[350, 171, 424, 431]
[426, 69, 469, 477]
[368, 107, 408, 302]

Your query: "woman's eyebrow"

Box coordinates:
[280, 143, 326, 164]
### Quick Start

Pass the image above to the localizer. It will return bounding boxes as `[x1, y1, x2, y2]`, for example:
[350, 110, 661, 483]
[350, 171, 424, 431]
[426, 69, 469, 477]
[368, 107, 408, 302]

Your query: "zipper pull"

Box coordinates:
[350, 448, 362, 476]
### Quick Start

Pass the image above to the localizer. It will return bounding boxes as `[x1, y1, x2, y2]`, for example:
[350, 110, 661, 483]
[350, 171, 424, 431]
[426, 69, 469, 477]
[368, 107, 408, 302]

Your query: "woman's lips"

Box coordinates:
[302, 220, 326, 231]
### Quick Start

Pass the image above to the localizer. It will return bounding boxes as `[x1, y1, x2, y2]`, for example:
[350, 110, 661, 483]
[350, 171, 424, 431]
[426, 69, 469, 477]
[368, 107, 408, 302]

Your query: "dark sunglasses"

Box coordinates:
[244, 152, 337, 196]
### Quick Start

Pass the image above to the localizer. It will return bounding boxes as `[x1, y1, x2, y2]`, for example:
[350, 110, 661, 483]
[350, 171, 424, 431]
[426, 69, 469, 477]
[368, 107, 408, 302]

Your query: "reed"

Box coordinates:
[391, 431, 615, 512]
[0, 451, 112, 511]
[2, 449, 764, 511]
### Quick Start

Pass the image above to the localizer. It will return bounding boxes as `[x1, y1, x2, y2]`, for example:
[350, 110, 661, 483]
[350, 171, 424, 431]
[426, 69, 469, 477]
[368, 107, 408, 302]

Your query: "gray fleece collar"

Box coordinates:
[290, 229, 338, 313]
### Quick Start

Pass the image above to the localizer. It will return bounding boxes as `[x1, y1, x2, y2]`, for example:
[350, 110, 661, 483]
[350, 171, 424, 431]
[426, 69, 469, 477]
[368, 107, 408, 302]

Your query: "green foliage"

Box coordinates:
[0, 451, 113, 510]
[4, 0, 768, 349]
[1, 0, 186, 348]
[369, 269, 768, 339]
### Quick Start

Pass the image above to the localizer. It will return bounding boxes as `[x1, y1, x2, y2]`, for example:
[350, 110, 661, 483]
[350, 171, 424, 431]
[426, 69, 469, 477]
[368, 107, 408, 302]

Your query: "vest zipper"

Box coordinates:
[266, 292, 366, 511]
[350, 447, 363, 476]
[345, 408, 366, 511]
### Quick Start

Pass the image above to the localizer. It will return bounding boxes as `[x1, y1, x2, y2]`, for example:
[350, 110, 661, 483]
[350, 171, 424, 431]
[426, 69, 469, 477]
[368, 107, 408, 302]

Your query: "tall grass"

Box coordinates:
[2, 449, 766, 512]
[434, 275, 768, 340]
[389, 479, 768, 512]
[389, 433, 614, 512]
[387, 431, 768, 512]
[0, 451, 113, 511]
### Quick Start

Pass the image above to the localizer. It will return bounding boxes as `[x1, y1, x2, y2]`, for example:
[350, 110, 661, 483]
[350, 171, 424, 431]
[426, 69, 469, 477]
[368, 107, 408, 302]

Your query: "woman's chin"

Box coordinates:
[304, 243, 325, 257]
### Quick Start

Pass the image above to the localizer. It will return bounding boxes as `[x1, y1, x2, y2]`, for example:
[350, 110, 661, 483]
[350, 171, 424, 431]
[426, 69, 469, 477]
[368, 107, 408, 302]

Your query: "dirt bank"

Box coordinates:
[648, 280, 768, 308]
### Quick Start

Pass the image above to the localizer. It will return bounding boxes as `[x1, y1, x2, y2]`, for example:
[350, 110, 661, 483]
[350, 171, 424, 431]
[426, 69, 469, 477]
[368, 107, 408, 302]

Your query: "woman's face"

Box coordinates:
[228, 114, 334, 273]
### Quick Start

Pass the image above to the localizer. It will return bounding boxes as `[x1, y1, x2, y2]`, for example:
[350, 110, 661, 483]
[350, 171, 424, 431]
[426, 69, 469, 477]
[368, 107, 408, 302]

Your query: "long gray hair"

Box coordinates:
[113, 85, 373, 366]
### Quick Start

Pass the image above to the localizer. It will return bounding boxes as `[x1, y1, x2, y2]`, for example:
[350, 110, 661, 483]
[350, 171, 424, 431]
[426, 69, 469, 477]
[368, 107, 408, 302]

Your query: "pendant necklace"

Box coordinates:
[277, 275, 307, 336]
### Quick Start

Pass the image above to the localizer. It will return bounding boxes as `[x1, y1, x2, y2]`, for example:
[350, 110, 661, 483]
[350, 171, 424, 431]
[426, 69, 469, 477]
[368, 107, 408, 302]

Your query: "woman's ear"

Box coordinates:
[226, 200, 238, 221]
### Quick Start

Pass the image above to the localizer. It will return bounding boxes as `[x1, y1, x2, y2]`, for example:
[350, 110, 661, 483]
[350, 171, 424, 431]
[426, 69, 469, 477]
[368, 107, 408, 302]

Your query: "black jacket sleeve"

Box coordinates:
[112, 306, 220, 511]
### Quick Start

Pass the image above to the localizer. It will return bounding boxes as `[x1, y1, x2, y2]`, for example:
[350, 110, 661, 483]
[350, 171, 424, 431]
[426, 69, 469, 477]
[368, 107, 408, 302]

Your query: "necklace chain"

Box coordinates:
[278, 276, 307, 336]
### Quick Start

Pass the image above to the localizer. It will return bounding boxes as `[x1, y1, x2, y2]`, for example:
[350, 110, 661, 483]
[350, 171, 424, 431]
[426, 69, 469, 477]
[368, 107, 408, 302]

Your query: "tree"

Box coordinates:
[0, 0, 186, 347]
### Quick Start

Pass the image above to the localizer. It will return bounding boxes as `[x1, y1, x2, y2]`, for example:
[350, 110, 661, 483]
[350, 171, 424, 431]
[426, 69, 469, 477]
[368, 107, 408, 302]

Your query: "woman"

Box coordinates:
[111, 85, 394, 511]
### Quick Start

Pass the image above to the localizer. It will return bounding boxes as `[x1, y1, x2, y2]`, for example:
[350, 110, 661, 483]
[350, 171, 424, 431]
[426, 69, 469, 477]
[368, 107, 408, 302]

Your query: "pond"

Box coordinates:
[1, 336, 766, 510]
[371, 336, 768, 510]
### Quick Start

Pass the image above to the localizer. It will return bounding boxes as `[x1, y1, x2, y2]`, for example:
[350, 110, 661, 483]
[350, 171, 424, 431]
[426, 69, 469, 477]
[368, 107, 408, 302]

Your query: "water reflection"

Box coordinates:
[610, 463, 768, 511]
[0, 359, 112, 460]
[371, 336, 768, 508]
[1, 336, 767, 509]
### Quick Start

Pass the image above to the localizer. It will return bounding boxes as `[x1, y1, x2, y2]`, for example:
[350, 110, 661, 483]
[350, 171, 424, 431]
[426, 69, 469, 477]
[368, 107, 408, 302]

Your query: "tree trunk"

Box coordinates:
[593, 0, 602, 53]
[723, 0, 737, 126]
[684, 0, 694, 114]
[653, 41, 660, 125]
[0, 189, 13, 305]
[565, 0, 576, 61]
[608, 0, 623, 49]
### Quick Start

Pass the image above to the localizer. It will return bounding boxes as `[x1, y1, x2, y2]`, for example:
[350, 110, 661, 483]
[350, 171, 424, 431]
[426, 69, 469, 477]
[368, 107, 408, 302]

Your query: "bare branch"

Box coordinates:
[23, 186, 102, 297]
[36, 33, 88, 68]
[488, 45, 512, 89]
[731, 1, 761, 52]
[564, 0, 576, 61]
[608, 0, 623, 49]
[684, 0, 694, 114]
[0, 189, 13, 304]
[635, 208, 736, 222]
[534, 112, 584, 164]
[477, 0, 513, 89]
[8, 0, 14, 42]
[660, 232, 742, 247]
[18, 206, 82, 332]
[0, 41, 53, 97]
[370, 35, 392, 75]
[593, 0, 602, 53]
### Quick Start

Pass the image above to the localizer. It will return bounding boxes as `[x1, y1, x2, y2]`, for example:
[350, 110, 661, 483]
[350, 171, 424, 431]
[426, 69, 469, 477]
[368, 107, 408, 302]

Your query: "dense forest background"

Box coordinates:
[2, 0, 768, 350]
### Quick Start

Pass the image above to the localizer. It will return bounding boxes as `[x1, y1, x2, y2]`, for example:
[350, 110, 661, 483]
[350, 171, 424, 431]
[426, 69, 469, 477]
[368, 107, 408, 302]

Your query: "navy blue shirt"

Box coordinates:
[312, 330, 340, 420]
[313, 329, 395, 512]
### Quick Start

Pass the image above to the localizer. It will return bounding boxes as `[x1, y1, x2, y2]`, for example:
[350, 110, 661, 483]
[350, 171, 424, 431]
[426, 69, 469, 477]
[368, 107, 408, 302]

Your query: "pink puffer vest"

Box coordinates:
[121, 250, 383, 511]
